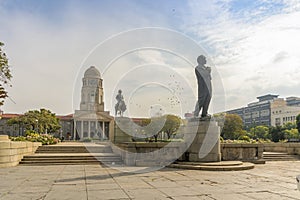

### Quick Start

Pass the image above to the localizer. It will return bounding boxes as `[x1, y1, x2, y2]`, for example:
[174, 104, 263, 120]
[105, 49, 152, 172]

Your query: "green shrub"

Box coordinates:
[222, 138, 272, 144]
[220, 136, 224, 143]
[10, 130, 60, 145]
[238, 135, 251, 142]
[82, 138, 92, 142]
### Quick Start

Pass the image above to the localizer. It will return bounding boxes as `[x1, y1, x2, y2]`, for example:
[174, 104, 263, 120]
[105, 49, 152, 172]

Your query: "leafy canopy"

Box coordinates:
[296, 113, 300, 133]
[221, 113, 245, 140]
[0, 42, 12, 106]
[139, 114, 182, 141]
[7, 108, 61, 134]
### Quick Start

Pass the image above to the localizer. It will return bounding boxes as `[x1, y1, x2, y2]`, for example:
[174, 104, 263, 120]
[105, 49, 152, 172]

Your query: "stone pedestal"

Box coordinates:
[113, 117, 134, 143]
[182, 119, 221, 162]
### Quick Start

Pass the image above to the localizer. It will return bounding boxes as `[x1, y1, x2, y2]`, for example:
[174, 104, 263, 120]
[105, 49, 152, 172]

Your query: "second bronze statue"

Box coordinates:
[193, 55, 212, 118]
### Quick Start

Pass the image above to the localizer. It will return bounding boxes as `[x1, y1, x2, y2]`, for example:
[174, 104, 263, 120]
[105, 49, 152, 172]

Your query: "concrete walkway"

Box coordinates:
[0, 161, 300, 200]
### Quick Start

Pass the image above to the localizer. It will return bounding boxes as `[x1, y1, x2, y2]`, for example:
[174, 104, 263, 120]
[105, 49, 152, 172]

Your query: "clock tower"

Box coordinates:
[74, 66, 113, 141]
[80, 66, 104, 111]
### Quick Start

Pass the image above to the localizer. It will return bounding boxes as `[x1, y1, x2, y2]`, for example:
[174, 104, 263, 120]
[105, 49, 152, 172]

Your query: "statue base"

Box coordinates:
[113, 117, 134, 143]
[180, 118, 221, 162]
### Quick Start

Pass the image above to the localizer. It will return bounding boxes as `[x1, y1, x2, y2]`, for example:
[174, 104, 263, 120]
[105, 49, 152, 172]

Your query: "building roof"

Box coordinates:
[0, 113, 22, 119]
[286, 96, 300, 100]
[84, 66, 101, 78]
[257, 94, 279, 102]
[0, 113, 74, 120]
[57, 114, 74, 120]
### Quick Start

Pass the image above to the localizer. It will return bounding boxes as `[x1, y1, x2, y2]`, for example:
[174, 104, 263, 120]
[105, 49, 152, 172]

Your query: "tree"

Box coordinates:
[221, 114, 245, 140]
[161, 114, 181, 139]
[281, 121, 299, 140]
[283, 128, 299, 139]
[296, 114, 300, 133]
[139, 114, 181, 142]
[269, 126, 285, 142]
[250, 125, 269, 139]
[7, 108, 61, 134]
[213, 113, 225, 129]
[140, 117, 161, 142]
[283, 121, 297, 130]
[0, 42, 12, 105]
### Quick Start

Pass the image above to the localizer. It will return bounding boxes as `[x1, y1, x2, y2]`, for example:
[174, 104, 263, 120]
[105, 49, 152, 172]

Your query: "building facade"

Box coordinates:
[0, 113, 74, 138]
[0, 114, 21, 136]
[73, 66, 114, 140]
[57, 114, 74, 140]
[271, 104, 300, 126]
[226, 94, 300, 128]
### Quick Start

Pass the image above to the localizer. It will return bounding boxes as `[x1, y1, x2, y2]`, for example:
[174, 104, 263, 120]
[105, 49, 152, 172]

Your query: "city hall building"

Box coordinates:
[73, 66, 114, 140]
[0, 66, 114, 141]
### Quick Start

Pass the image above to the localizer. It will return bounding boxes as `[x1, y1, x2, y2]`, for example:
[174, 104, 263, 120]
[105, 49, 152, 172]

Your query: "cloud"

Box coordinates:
[0, 1, 174, 114]
[183, 0, 300, 111]
[272, 51, 289, 63]
[1, 0, 298, 116]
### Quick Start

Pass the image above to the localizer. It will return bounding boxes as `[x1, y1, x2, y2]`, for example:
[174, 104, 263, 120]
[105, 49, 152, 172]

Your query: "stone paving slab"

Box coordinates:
[0, 161, 300, 199]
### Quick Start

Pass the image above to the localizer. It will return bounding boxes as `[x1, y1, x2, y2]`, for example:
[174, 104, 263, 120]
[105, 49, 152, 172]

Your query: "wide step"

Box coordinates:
[169, 161, 255, 171]
[35, 146, 112, 154]
[20, 142, 123, 166]
[263, 152, 300, 161]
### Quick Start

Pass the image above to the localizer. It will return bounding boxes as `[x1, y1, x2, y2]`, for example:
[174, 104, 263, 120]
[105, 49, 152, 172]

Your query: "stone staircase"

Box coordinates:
[263, 152, 300, 161]
[19, 142, 123, 166]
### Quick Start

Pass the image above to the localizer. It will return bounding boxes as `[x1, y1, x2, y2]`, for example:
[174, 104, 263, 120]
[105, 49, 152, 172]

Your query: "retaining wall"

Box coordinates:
[263, 143, 300, 155]
[221, 143, 263, 162]
[113, 142, 184, 166]
[0, 135, 42, 168]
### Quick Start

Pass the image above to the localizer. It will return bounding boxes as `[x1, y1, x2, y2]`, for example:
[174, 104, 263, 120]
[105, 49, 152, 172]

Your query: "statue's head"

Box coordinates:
[118, 89, 122, 94]
[197, 55, 206, 65]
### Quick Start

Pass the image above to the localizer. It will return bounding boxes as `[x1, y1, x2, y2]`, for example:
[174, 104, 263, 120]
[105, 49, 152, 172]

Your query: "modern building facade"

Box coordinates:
[73, 66, 114, 140]
[226, 94, 300, 128]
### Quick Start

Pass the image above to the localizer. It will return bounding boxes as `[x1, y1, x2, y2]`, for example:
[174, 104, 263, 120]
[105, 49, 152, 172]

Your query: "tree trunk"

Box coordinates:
[167, 131, 171, 139]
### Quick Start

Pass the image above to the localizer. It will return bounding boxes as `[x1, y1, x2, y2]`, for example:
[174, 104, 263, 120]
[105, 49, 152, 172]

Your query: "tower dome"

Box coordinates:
[84, 66, 101, 78]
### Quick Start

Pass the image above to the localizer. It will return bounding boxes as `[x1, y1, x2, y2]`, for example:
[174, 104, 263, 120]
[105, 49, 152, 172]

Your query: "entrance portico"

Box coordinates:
[73, 112, 113, 140]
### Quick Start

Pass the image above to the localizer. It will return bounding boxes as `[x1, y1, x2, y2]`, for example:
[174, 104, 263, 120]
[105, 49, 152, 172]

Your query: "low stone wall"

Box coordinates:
[263, 143, 300, 155]
[221, 143, 263, 162]
[113, 142, 266, 165]
[0, 135, 42, 168]
[113, 142, 184, 166]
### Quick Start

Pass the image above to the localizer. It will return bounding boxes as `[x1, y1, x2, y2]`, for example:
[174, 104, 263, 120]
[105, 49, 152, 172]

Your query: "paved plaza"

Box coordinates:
[0, 161, 300, 200]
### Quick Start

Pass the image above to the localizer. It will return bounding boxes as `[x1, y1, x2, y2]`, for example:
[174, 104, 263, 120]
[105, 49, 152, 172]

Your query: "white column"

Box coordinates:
[81, 120, 83, 139]
[95, 120, 98, 138]
[102, 121, 105, 139]
[73, 120, 76, 141]
[88, 121, 91, 138]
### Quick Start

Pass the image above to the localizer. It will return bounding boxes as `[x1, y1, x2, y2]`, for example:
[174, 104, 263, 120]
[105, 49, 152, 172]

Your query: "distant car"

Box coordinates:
[297, 175, 300, 191]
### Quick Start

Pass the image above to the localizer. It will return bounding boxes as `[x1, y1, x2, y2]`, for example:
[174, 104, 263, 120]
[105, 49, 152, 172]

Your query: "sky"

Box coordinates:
[1, 0, 300, 117]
